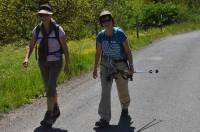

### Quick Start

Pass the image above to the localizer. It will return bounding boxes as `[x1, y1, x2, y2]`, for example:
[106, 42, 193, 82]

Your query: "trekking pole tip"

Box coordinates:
[155, 69, 159, 73]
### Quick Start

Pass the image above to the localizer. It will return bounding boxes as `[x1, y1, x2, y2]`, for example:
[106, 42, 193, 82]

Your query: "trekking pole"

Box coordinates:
[134, 69, 159, 74]
[137, 119, 163, 132]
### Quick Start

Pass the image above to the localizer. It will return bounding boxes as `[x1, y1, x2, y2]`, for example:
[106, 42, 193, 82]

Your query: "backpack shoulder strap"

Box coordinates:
[35, 23, 42, 61]
[35, 23, 42, 40]
[114, 27, 128, 60]
[52, 22, 63, 54]
[114, 27, 120, 46]
[52, 23, 60, 43]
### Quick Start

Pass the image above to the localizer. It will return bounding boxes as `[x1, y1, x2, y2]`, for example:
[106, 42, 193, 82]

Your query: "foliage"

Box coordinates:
[0, 0, 38, 43]
[141, 2, 184, 28]
[0, 0, 199, 44]
[187, 8, 200, 22]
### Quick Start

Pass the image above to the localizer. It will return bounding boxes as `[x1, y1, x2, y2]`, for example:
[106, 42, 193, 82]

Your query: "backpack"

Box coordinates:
[35, 22, 63, 61]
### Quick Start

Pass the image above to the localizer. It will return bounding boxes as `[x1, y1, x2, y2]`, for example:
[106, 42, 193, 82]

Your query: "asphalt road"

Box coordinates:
[1, 31, 200, 132]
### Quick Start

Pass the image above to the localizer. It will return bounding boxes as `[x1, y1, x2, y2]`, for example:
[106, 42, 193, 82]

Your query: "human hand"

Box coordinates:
[23, 59, 29, 68]
[93, 69, 98, 79]
[64, 64, 69, 74]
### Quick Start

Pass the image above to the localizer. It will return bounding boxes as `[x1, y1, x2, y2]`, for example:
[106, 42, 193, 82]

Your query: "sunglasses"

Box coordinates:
[39, 14, 50, 18]
[101, 18, 112, 23]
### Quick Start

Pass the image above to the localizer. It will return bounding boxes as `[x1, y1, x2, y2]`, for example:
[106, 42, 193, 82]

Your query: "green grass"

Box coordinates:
[0, 46, 43, 112]
[0, 22, 200, 113]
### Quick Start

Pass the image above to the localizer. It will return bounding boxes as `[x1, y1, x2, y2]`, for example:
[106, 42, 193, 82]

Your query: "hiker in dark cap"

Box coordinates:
[93, 10, 134, 127]
[23, 3, 69, 127]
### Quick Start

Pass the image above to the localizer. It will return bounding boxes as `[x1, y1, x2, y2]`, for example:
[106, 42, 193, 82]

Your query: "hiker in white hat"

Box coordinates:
[23, 3, 69, 127]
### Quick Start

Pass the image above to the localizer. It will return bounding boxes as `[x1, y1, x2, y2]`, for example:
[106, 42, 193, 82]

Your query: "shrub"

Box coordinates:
[141, 2, 186, 29]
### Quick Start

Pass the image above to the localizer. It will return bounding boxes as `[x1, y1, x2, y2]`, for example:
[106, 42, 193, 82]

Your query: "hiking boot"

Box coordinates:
[121, 109, 129, 117]
[95, 119, 109, 127]
[53, 103, 60, 119]
[40, 111, 55, 127]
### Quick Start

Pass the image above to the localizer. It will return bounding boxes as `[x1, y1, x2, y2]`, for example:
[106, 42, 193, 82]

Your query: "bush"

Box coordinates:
[0, 0, 199, 45]
[141, 2, 185, 29]
[111, 0, 137, 30]
[187, 8, 200, 22]
[0, 0, 38, 44]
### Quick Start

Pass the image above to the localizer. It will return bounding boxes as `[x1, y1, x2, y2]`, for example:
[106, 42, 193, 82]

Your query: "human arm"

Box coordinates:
[59, 35, 69, 74]
[122, 39, 134, 74]
[93, 41, 102, 79]
[23, 34, 37, 68]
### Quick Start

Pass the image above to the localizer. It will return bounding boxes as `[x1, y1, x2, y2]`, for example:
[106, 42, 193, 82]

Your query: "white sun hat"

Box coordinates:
[38, 4, 53, 15]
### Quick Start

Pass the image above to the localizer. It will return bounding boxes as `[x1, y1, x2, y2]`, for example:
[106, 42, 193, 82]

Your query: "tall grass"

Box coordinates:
[0, 46, 43, 112]
[59, 38, 95, 81]
[0, 22, 200, 113]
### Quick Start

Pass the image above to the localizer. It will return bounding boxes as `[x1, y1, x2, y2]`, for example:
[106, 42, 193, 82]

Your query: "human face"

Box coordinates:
[39, 14, 51, 23]
[100, 16, 113, 28]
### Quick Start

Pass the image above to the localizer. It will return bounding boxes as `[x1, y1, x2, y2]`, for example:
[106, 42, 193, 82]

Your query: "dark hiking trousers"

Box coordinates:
[39, 60, 62, 97]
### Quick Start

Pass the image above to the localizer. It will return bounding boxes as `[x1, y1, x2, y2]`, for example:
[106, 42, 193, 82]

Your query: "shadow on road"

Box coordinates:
[34, 126, 68, 132]
[93, 115, 135, 132]
[136, 118, 163, 132]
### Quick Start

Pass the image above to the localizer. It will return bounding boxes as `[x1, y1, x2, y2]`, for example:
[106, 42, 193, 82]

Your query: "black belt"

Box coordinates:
[112, 59, 126, 63]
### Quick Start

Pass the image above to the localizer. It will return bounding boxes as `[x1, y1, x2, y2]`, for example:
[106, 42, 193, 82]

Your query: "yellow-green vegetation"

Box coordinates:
[0, 22, 200, 113]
